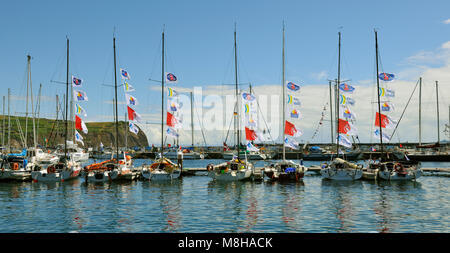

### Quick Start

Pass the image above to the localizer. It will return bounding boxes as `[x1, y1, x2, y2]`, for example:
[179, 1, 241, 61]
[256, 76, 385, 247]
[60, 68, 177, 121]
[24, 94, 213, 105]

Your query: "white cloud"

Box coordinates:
[443, 19, 450, 24]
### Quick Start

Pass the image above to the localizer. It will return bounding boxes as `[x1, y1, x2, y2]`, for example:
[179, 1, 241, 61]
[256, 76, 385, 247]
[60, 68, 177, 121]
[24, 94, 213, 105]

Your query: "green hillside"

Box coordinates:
[0, 115, 148, 149]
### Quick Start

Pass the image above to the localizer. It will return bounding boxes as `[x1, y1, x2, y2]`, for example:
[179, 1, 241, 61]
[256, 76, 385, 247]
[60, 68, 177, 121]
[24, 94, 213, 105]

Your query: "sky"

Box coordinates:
[1, 0, 449, 146]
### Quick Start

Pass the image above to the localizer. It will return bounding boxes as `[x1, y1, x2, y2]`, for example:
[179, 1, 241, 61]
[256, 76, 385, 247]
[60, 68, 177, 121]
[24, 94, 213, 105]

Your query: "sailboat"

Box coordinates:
[320, 32, 363, 181]
[82, 35, 137, 183]
[31, 38, 82, 182]
[262, 23, 307, 182]
[206, 25, 254, 181]
[141, 28, 181, 181]
[364, 30, 422, 181]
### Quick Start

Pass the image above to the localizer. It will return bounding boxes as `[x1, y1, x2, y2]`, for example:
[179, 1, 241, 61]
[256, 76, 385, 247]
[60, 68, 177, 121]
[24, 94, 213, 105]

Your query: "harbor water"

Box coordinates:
[0, 159, 449, 233]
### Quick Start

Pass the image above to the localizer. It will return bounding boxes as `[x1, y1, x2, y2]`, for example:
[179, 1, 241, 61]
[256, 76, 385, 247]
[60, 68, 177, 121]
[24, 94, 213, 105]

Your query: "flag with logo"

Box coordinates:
[242, 93, 256, 101]
[75, 115, 88, 134]
[286, 81, 300, 91]
[339, 94, 355, 106]
[75, 130, 84, 146]
[339, 105, 356, 120]
[75, 104, 87, 117]
[72, 75, 82, 87]
[120, 68, 131, 80]
[379, 88, 395, 97]
[381, 102, 395, 112]
[337, 134, 352, 148]
[167, 112, 182, 129]
[284, 137, 299, 150]
[245, 127, 258, 141]
[338, 118, 358, 136]
[374, 129, 391, 142]
[125, 94, 139, 106]
[165, 72, 178, 83]
[73, 90, 88, 101]
[246, 141, 259, 152]
[378, 73, 395, 81]
[127, 106, 142, 122]
[168, 87, 178, 97]
[375, 112, 397, 129]
[129, 122, 139, 135]
[123, 82, 135, 92]
[287, 95, 301, 106]
[285, 120, 302, 137]
[167, 127, 179, 138]
[339, 83, 355, 93]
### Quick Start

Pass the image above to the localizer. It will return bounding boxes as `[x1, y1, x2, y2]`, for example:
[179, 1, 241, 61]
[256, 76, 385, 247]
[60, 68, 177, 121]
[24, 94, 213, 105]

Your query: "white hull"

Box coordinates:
[222, 152, 266, 160]
[207, 169, 253, 181]
[321, 168, 363, 180]
[164, 152, 204, 160]
[31, 166, 81, 182]
[141, 169, 181, 181]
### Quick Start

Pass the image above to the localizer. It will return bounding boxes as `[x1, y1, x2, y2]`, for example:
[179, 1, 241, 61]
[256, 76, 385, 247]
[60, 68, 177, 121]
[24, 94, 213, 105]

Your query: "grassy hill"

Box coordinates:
[0, 115, 148, 149]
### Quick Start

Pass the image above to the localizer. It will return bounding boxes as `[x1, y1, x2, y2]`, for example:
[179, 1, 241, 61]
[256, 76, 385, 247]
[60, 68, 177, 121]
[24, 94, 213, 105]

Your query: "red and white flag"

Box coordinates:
[285, 120, 302, 137]
[127, 106, 142, 122]
[245, 127, 258, 141]
[338, 118, 358, 136]
[75, 115, 88, 134]
[375, 112, 397, 129]
[167, 112, 181, 129]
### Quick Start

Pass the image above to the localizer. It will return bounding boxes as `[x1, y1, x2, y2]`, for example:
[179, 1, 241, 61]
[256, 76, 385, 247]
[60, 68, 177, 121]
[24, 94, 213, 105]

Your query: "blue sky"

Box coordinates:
[1, 0, 449, 145]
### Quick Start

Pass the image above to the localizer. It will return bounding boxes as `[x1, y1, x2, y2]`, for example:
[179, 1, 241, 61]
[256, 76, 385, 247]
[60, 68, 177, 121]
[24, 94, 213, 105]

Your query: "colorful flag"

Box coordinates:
[379, 88, 395, 97]
[339, 83, 355, 93]
[338, 118, 357, 136]
[337, 134, 352, 148]
[168, 87, 178, 97]
[120, 68, 130, 79]
[242, 93, 256, 101]
[166, 127, 179, 138]
[124, 82, 135, 92]
[339, 94, 355, 106]
[167, 98, 180, 112]
[339, 105, 356, 120]
[378, 73, 395, 81]
[284, 137, 299, 150]
[129, 122, 139, 135]
[290, 109, 300, 119]
[375, 112, 397, 129]
[72, 75, 82, 87]
[75, 104, 87, 117]
[246, 141, 259, 152]
[374, 129, 391, 142]
[165, 72, 178, 83]
[245, 127, 257, 141]
[246, 117, 258, 128]
[125, 94, 138, 106]
[167, 112, 181, 129]
[285, 120, 302, 137]
[287, 95, 301, 106]
[73, 90, 88, 101]
[286, 81, 300, 91]
[127, 106, 142, 122]
[75, 115, 88, 134]
[381, 102, 395, 112]
[75, 130, 84, 146]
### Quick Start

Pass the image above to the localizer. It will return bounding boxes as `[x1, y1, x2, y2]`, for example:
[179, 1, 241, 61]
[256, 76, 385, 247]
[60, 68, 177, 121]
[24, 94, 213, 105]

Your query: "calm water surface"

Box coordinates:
[0, 159, 449, 233]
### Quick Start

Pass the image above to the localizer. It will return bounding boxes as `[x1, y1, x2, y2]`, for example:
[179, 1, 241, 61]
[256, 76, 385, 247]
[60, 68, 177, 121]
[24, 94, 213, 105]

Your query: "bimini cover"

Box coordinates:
[285, 167, 296, 173]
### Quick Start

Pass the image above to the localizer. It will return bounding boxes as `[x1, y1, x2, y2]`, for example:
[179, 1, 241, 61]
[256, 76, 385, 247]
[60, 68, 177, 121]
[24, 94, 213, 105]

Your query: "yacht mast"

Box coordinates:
[113, 36, 119, 162]
[336, 32, 341, 156]
[435, 81, 440, 144]
[374, 31, 384, 160]
[161, 28, 165, 157]
[282, 22, 286, 161]
[64, 38, 69, 161]
[234, 23, 240, 155]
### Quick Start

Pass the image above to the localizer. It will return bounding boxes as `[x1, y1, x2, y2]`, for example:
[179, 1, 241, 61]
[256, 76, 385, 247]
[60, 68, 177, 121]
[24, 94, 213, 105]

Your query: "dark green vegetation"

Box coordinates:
[0, 115, 148, 149]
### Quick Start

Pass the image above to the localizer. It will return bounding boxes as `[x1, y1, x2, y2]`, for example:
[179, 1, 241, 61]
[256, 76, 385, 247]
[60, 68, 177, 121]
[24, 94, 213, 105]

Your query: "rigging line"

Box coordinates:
[251, 89, 275, 144]
[193, 102, 208, 147]
[388, 78, 420, 143]
[224, 101, 237, 144]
